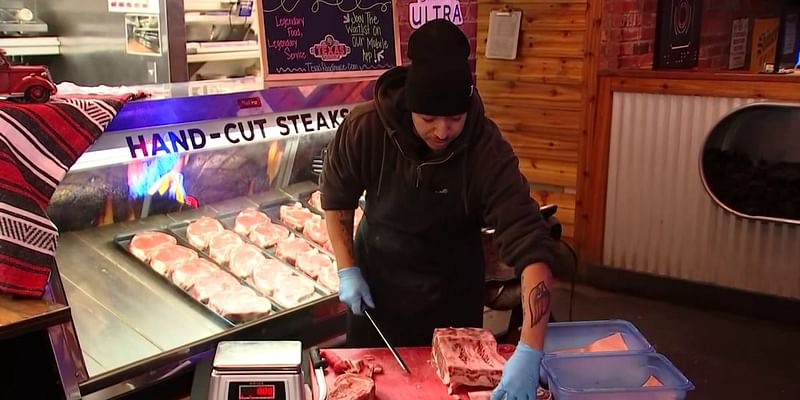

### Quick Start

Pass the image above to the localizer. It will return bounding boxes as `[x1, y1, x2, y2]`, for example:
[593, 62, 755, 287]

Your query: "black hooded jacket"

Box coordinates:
[321, 66, 555, 319]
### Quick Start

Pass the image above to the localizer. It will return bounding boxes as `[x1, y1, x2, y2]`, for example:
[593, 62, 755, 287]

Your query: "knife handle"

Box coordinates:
[310, 346, 327, 369]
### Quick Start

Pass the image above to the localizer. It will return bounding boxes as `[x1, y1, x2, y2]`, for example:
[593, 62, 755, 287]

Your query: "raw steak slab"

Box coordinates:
[295, 250, 333, 279]
[250, 222, 290, 248]
[271, 274, 316, 308]
[275, 235, 313, 265]
[208, 230, 244, 265]
[171, 259, 219, 290]
[431, 328, 507, 394]
[228, 243, 267, 279]
[208, 291, 272, 321]
[149, 245, 198, 276]
[129, 231, 177, 262]
[317, 266, 339, 292]
[308, 190, 322, 212]
[186, 216, 224, 250]
[190, 270, 245, 303]
[303, 215, 330, 248]
[280, 202, 314, 231]
[234, 208, 270, 235]
[252, 259, 292, 296]
[327, 373, 375, 400]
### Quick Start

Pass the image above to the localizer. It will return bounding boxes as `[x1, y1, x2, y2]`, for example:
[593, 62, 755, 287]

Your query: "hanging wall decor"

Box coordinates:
[654, 0, 703, 68]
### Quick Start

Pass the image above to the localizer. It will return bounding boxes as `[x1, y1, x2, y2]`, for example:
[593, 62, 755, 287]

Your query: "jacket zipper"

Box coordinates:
[391, 135, 455, 188]
[416, 153, 454, 188]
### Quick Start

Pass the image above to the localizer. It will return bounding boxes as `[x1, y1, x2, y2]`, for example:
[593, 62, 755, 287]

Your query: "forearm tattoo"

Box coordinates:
[527, 281, 551, 327]
[336, 210, 354, 254]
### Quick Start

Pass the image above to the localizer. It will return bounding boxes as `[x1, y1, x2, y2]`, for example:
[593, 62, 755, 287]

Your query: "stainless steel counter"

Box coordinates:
[56, 190, 303, 377]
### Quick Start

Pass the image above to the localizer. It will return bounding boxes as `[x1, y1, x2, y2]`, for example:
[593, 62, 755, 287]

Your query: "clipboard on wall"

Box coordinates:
[485, 6, 523, 60]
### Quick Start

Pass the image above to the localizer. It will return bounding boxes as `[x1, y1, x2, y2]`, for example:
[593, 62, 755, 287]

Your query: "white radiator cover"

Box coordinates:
[603, 92, 800, 300]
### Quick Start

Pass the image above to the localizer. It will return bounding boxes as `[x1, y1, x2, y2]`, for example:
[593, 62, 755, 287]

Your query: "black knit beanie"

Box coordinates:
[405, 19, 473, 116]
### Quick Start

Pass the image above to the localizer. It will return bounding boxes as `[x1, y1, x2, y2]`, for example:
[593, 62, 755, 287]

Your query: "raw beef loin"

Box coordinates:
[249, 222, 290, 248]
[207, 290, 272, 321]
[171, 259, 219, 290]
[295, 250, 333, 279]
[431, 327, 507, 394]
[129, 231, 177, 262]
[208, 230, 244, 265]
[190, 270, 245, 302]
[186, 216, 224, 250]
[234, 208, 270, 235]
[149, 245, 198, 276]
[279, 202, 314, 230]
[328, 374, 375, 400]
[275, 235, 313, 265]
[228, 243, 267, 279]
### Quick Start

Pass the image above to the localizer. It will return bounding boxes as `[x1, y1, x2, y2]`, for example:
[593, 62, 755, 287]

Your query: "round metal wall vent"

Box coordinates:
[700, 103, 800, 225]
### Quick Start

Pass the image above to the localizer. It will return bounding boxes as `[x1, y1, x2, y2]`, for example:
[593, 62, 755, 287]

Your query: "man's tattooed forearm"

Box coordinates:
[528, 281, 551, 327]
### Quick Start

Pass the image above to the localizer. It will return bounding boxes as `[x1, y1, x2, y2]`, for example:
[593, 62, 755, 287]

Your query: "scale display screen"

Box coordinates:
[228, 381, 286, 400]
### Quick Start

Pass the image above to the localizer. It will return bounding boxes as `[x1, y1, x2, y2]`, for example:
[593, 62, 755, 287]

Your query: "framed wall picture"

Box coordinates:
[654, 0, 703, 69]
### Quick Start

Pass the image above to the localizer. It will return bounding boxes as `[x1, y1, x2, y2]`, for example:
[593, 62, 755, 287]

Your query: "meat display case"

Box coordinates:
[43, 77, 376, 399]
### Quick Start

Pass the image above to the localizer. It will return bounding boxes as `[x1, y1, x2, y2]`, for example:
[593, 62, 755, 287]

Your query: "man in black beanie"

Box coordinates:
[321, 19, 555, 400]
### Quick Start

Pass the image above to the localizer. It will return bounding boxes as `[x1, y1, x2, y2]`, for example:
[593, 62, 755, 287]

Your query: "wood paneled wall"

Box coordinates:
[476, 0, 601, 240]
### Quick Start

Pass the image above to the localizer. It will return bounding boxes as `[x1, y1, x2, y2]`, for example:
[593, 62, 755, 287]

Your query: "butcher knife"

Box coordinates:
[363, 308, 411, 374]
[309, 346, 327, 400]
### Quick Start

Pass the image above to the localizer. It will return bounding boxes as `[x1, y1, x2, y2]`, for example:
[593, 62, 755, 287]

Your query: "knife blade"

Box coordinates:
[309, 346, 327, 400]
[363, 308, 411, 374]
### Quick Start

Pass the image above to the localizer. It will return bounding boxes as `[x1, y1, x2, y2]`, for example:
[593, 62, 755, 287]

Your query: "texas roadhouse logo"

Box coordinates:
[309, 34, 351, 62]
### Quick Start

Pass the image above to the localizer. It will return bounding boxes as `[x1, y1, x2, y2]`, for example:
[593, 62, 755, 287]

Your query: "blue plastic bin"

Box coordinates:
[543, 319, 654, 356]
[541, 352, 695, 400]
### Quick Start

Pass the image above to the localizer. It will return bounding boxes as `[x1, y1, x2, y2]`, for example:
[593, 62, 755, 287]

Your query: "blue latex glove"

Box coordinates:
[491, 341, 544, 400]
[337, 267, 374, 316]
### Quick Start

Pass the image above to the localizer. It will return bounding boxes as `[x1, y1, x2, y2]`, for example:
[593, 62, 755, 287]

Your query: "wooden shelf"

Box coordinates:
[600, 68, 800, 83]
[0, 37, 61, 56]
[0, 294, 70, 341]
[187, 50, 260, 63]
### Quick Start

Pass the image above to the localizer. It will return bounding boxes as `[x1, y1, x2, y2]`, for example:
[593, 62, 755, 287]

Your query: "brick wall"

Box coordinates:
[395, 0, 478, 74]
[602, 0, 785, 70]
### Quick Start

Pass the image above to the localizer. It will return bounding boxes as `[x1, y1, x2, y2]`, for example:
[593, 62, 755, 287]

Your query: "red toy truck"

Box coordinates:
[0, 48, 56, 103]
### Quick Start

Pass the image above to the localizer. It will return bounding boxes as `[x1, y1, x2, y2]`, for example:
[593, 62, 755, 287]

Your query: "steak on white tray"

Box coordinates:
[171, 259, 219, 290]
[228, 243, 267, 279]
[208, 230, 244, 265]
[234, 208, 270, 235]
[149, 244, 198, 277]
[275, 235, 313, 265]
[129, 231, 177, 262]
[207, 290, 272, 321]
[249, 222, 290, 248]
[279, 202, 314, 231]
[186, 216, 224, 250]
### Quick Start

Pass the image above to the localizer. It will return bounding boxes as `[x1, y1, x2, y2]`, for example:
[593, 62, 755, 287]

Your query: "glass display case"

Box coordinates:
[0, 0, 48, 35]
[44, 77, 376, 398]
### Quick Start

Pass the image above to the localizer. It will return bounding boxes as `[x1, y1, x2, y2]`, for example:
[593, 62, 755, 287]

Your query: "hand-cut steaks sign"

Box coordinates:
[262, 0, 399, 77]
[124, 107, 350, 159]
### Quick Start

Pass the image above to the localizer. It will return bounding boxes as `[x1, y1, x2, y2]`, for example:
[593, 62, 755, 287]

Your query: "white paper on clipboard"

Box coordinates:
[485, 9, 522, 60]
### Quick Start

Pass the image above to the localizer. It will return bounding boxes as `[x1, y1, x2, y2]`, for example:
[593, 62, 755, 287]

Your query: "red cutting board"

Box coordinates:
[319, 346, 515, 400]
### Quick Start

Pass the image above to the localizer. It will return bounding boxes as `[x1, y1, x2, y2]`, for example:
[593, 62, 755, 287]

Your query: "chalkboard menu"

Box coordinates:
[261, 0, 400, 78]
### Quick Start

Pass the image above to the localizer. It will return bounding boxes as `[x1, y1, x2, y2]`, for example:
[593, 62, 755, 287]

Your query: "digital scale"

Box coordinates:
[209, 341, 308, 400]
